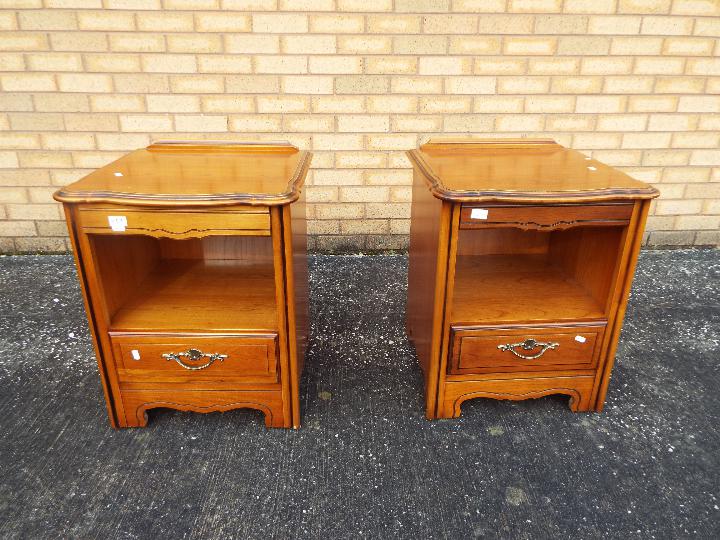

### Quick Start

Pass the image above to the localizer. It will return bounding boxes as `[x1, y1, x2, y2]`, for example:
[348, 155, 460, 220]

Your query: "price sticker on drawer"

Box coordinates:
[131, 349, 141, 360]
[108, 215, 127, 232]
[470, 208, 489, 220]
[575, 335, 587, 343]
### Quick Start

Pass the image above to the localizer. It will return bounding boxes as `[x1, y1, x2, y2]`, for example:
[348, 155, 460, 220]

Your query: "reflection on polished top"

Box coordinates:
[407, 138, 659, 203]
[53, 140, 312, 207]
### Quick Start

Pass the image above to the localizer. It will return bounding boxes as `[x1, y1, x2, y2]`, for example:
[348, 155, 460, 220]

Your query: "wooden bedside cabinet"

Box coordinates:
[406, 139, 659, 420]
[54, 141, 311, 429]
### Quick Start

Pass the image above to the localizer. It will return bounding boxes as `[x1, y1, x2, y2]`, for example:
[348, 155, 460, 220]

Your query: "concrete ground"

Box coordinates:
[0, 250, 718, 539]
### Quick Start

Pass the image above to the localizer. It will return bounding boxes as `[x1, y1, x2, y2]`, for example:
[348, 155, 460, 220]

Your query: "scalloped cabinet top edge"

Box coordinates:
[54, 140, 313, 207]
[407, 138, 659, 204]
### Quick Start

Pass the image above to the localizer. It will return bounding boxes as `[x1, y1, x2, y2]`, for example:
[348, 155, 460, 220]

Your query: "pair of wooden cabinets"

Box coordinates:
[55, 139, 658, 429]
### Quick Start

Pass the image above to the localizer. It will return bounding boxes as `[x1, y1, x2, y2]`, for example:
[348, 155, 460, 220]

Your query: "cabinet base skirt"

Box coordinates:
[437, 375, 596, 419]
[117, 388, 287, 428]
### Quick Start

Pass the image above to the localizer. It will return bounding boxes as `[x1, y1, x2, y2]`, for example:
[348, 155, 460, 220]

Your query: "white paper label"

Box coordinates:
[470, 208, 489, 220]
[108, 215, 127, 232]
[575, 335, 587, 343]
[131, 349, 141, 360]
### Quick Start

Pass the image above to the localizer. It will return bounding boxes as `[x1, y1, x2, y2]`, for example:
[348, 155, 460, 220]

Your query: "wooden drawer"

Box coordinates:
[460, 204, 632, 230]
[78, 207, 270, 238]
[448, 323, 605, 375]
[111, 333, 278, 383]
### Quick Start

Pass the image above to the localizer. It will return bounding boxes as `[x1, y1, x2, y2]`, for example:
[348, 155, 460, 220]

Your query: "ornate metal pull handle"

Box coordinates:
[161, 348, 228, 371]
[497, 338, 559, 360]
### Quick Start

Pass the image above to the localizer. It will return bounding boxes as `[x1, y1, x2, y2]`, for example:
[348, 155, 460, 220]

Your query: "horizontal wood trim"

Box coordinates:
[459, 203, 633, 230]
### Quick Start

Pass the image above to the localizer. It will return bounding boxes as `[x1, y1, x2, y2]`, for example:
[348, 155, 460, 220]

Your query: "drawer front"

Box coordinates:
[449, 324, 605, 374]
[79, 207, 270, 238]
[460, 204, 632, 230]
[112, 333, 278, 383]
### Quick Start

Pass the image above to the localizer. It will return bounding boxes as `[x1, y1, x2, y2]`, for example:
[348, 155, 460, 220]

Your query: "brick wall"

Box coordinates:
[1, 0, 718, 253]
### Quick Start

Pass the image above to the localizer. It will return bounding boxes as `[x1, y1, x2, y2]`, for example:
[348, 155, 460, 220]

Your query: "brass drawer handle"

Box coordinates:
[161, 348, 228, 371]
[497, 338, 559, 360]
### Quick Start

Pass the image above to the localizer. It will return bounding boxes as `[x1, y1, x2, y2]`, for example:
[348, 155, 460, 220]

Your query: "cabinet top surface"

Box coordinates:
[54, 141, 312, 207]
[407, 138, 659, 203]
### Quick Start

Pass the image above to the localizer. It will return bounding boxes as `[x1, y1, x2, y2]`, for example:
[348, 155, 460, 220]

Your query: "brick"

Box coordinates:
[224, 35, 280, 54]
[313, 169, 363, 185]
[255, 56, 307, 74]
[309, 56, 362, 74]
[695, 231, 720, 246]
[226, 75, 280, 93]
[7, 203, 60, 220]
[420, 96, 472, 114]
[137, 13, 193, 32]
[597, 114, 647, 131]
[588, 16, 641, 35]
[675, 215, 720, 231]
[0, 221, 36, 237]
[687, 58, 720, 76]
[478, 15, 533, 34]
[678, 96, 720, 113]
[338, 36, 391, 55]
[396, 0, 449, 10]
[84, 54, 141, 72]
[257, 96, 309, 113]
[528, 58, 578, 75]
[229, 115, 281, 132]
[0, 12, 17, 30]
[195, 13, 251, 32]
[63, 113, 118, 132]
[393, 115, 443, 132]
[694, 17, 720, 36]
[51, 32, 107, 51]
[545, 115, 594, 131]
[0, 151, 19, 168]
[367, 134, 416, 151]
[147, 95, 201, 113]
[311, 134, 363, 151]
[496, 115, 544, 132]
[19, 11, 76, 30]
[655, 199, 702, 215]
[105, 0, 160, 8]
[1, 74, 56, 92]
[618, 0, 671, 14]
[628, 96, 677, 112]
[90, 94, 146, 112]
[367, 96, 417, 114]
[610, 37, 662, 55]
[690, 150, 720, 166]
[551, 76, 602, 94]
[314, 203, 364, 220]
[170, 75, 224, 93]
[253, 13, 308, 33]
[367, 15, 420, 33]
[603, 76, 654, 94]
[96, 133, 150, 151]
[497, 77, 548, 94]
[0, 53, 24, 71]
[340, 186, 389, 203]
[391, 76, 443, 94]
[686, 183, 720, 199]
[312, 96, 365, 113]
[58, 74, 112, 93]
[198, 55, 252, 74]
[504, 37, 557, 55]
[672, 132, 720, 148]
[646, 230, 694, 246]
[452, 0, 506, 10]
[305, 186, 338, 203]
[34, 94, 89, 113]
[337, 115, 389, 133]
[36, 221, 71, 237]
[641, 16, 694, 35]
[419, 57, 472, 75]
[663, 37, 714, 56]
[167, 34, 222, 54]
[474, 58, 526, 75]
[648, 114, 697, 132]
[77, 10, 135, 31]
[443, 75, 496, 95]
[697, 115, 720, 131]
[393, 36, 448, 55]
[423, 15, 478, 34]
[202, 95, 254, 113]
[671, 0, 720, 15]
[163, 0, 216, 7]
[365, 170, 411, 185]
[335, 152, 387, 169]
[18, 151, 72, 169]
[449, 36, 501, 55]
[340, 220, 389, 235]
[335, 76, 388, 94]
[525, 96, 575, 113]
[119, 115, 173, 132]
[222, 0, 276, 7]
[280, 75, 333, 94]
[365, 57, 417, 75]
[654, 77, 704, 94]
[581, 57, 631, 76]
[508, 0, 562, 11]
[642, 149, 689, 166]
[0, 187, 27, 204]
[563, 0, 616, 13]
[142, 54, 197, 74]
[26, 53, 82, 72]
[283, 35, 336, 55]
[444, 115, 494, 132]
[622, 133, 672, 149]
[557, 36, 610, 55]
[283, 115, 333, 132]
[175, 115, 227, 133]
[634, 57, 685, 75]
[309, 14, 364, 33]
[535, 15, 588, 34]
[575, 96, 626, 113]
[109, 34, 165, 53]
[474, 96, 524, 113]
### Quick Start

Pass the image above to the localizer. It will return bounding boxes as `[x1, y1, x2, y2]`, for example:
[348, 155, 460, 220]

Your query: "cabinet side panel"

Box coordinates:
[407, 168, 450, 418]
